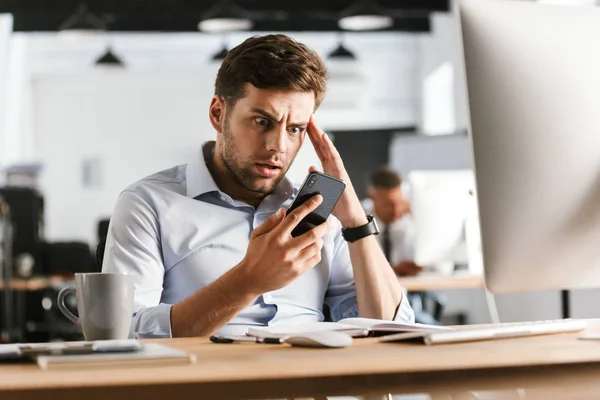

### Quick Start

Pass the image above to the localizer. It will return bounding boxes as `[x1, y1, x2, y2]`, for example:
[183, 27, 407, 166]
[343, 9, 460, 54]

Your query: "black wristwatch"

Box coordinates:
[341, 215, 380, 243]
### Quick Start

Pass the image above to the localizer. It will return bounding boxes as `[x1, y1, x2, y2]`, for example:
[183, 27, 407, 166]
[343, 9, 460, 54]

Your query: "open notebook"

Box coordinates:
[247, 317, 451, 339]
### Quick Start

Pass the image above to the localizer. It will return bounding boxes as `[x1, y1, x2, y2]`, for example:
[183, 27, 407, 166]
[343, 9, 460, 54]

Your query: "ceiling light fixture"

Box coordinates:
[211, 35, 230, 62]
[328, 41, 357, 60]
[59, 3, 106, 34]
[338, 0, 393, 31]
[212, 45, 229, 61]
[198, 0, 253, 33]
[95, 45, 125, 67]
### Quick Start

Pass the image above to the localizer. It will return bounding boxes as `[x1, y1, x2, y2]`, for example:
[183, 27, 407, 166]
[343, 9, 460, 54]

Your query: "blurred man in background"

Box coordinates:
[366, 168, 421, 277]
[365, 167, 441, 325]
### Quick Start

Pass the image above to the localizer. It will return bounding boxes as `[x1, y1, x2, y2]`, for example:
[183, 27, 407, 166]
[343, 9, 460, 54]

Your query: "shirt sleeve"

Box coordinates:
[324, 219, 415, 323]
[101, 189, 173, 338]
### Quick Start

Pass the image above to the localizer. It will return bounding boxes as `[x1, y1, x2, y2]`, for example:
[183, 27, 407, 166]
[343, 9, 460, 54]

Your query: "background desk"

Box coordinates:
[398, 272, 499, 324]
[398, 272, 484, 292]
[0, 276, 72, 292]
[1, 323, 600, 400]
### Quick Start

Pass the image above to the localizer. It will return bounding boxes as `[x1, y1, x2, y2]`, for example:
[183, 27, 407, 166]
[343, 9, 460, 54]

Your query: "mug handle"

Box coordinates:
[57, 286, 80, 325]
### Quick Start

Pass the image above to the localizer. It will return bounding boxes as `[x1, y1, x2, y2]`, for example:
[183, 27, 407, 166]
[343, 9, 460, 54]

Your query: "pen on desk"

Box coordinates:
[210, 335, 284, 344]
[260, 337, 285, 344]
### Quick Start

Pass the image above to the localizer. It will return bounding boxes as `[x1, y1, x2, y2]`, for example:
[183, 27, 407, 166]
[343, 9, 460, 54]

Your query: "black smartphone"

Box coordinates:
[286, 171, 346, 237]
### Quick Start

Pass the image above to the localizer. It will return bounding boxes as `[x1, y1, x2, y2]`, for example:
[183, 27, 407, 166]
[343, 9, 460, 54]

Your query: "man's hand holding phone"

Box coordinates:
[237, 194, 333, 295]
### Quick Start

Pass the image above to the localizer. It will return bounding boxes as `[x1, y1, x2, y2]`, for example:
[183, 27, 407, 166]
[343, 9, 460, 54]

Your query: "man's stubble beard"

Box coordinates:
[220, 116, 292, 196]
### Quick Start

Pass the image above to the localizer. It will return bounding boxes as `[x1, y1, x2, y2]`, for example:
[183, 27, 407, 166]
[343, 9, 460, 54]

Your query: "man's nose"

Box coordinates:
[266, 125, 287, 154]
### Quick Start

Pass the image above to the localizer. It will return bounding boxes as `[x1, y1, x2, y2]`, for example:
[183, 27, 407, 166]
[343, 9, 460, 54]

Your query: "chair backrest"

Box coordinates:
[96, 238, 106, 271]
[96, 218, 110, 271]
[97, 219, 110, 242]
[40, 242, 97, 274]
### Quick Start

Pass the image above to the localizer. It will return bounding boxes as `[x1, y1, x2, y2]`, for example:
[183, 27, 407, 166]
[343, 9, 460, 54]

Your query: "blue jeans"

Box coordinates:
[407, 292, 441, 325]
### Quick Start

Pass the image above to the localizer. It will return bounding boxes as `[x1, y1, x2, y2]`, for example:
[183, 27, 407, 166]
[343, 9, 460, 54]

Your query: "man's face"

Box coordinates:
[370, 186, 409, 225]
[218, 84, 315, 195]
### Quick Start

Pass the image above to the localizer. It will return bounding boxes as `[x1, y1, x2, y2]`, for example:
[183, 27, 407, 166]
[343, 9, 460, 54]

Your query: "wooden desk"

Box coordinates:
[2, 323, 600, 400]
[398, 272, 484, 292]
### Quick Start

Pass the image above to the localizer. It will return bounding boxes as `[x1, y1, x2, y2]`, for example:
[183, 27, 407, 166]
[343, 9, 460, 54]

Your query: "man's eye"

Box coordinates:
[254, 117, 270, 127]
[289, 127, 304, 135]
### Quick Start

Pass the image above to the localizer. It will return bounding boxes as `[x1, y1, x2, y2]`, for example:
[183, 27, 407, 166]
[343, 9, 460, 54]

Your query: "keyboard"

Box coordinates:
[379, 319, 587, 345]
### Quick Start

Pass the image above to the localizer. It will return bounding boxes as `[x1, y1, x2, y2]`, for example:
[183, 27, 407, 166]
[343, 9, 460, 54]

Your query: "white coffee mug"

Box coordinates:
[58, 272, 134, 341]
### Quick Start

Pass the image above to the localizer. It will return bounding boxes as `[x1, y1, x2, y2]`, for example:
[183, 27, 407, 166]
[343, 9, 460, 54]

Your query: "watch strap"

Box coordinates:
[341, 215, 379, 243]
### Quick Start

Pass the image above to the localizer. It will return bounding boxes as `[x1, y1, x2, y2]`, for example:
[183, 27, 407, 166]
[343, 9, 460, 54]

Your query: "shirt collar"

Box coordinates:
[186, 141, 297, 207]
[186, 141, 220, 198]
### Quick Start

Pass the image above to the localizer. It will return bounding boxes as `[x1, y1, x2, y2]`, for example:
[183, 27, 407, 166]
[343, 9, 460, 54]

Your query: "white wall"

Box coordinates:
[23, 32, 419, 131]
[390, 134, 472, 175]
[34, 72, 215, 243]
[26, 31, 420, 245]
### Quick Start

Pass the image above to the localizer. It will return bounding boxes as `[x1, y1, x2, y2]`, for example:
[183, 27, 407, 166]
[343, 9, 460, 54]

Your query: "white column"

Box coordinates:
[0, 14, 13, 172]
[4, 34, 34, 166]
[417, 1, 468, 135]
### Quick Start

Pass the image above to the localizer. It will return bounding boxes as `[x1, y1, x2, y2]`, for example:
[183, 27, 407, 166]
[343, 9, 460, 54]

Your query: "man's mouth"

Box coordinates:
[256, 163, 282, 178]
[258, 164, 279, 169]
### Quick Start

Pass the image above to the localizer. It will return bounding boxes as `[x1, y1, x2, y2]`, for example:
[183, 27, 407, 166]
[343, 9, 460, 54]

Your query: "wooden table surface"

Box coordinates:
[2, 321, 600, 400]
[398, 272, 485, 292]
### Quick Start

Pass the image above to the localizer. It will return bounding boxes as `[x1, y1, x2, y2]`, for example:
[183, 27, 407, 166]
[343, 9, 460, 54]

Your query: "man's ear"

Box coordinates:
[209, 96, 225, 134]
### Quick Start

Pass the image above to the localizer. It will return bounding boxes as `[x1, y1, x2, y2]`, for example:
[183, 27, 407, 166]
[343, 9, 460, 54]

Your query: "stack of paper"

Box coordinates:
[37, 343, 196, 370]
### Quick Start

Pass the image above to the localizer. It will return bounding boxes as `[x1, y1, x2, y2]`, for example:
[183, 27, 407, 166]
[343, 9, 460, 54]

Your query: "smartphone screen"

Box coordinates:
[287, 172, 346, 237]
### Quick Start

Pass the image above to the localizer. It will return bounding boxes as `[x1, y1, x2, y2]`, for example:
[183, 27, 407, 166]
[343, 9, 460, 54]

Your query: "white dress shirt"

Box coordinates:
[378, 214, 417, 266]
[363, 202, 416, 266]
[102, 141, 414, 338]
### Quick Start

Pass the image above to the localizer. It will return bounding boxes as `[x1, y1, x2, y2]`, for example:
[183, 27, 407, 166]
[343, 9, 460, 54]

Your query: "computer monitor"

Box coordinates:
[408, 170, 482, 275]
[458, 0, 600, 292]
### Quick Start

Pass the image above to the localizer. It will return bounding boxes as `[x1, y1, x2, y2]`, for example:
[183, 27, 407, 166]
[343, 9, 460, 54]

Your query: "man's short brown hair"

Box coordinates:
[215, 34, 328, 109]
[369, 167, 402, 189]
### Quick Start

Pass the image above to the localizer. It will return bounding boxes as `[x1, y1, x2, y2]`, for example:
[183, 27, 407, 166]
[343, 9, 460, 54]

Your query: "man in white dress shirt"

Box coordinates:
[102, 34, 414, 338]
[366, 167, 440, 325]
